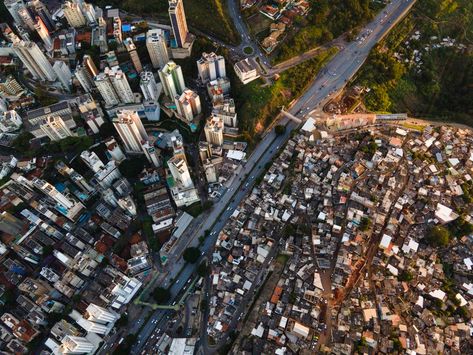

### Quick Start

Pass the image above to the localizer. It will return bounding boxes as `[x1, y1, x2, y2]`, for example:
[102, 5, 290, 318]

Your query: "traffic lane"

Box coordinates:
[136, 122, 293, 351]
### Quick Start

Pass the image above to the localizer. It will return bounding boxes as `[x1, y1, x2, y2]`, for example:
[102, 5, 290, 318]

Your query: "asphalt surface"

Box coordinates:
[123, 0, 417, 353]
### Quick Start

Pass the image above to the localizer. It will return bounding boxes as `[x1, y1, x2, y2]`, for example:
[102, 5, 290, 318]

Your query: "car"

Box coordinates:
[176, 279, 180, 284]
[251, 175, 255, 179]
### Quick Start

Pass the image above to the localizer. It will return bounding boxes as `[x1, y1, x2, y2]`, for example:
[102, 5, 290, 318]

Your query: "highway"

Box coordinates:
[127, 0, 417, 353]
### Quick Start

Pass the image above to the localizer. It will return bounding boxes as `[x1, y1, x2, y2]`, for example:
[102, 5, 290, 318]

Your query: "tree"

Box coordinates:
[183, 247, 200, 264]
[42, 245, 54, 257]
[359, 217, 372, 231]
[118, 157, 146, 179]
[275, 124, 286, 135]
[197, 261, 210, 277]
[116, 313, 128, 327]
[34, 87, 59, 106]
[398, 270, 413, 282]
[426, 226, 450, 247]
[152, 287, 170, 304]
[98, 121, 116, 139]
[12, 132, 34, 154]
[200, 299, 208, 312]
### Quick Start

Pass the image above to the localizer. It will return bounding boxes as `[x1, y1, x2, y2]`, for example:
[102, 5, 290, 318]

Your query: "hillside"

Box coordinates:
[354, 0, 473, 124]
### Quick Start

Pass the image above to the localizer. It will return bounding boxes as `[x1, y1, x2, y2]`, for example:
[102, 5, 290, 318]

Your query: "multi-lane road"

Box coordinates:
[127, 0, 417, 353]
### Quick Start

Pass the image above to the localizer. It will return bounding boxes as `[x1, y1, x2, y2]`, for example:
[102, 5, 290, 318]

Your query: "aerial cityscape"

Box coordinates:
[0, 0, 471, 354]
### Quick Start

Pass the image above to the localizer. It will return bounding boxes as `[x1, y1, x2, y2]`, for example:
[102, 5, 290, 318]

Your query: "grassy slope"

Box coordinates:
[231, 48, 339, 139]
[273, 0, 376, 63]
[355, 0, 473, 125]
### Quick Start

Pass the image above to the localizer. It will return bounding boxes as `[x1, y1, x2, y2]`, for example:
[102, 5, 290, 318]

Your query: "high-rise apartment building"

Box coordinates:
[142, 141, 161, 168]
[18, 5, 36, 31]
[107, 66, 134, 104]
[104, 137, 125, 162]
[74, 65, 94, 93]
[140, 71, 159, 101]
[34, 16, 52, 50]
[168, 0, 189, 48]
[112, 110, 148, 153]
[13, 41, 56, 81]
[175, 89, 201, 122]
[30, 0, 55, 32]
[60, 336, 94, 354]
[63, 1, 86, 28]
[75, 53, 99, 92]
[168, 156, 193, 189]
[197, 52, 226, 83]
[146, 29, 169, 69]
[40, 116, 74, 141]
[204, 116, 224, 146]
[80, 150, 104, 173]
[159, 61, 185, 98]
[95, 72, 120, 107]
[85, 303, 119, 324]
[4, 0, 28, 28]
[212, 98, 238, 127]
[95, 66, 133, 106]
[83, 54, 99, 76]
[53, 61, 73, 91]
[82, 3, 97, 25]
[124, 38, 142, 73]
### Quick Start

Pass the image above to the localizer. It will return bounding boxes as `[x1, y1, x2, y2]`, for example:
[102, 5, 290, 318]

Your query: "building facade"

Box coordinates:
[168, 0, 189, 48]
[146, 29, 169, 69]
[175, 89, 201, 122]
[158, 61, 185, 98]
[197, 52, 226, 83]
[204, 116, 224, 146]
[13, 41, 56, 81]
[112, 110, 148, 153]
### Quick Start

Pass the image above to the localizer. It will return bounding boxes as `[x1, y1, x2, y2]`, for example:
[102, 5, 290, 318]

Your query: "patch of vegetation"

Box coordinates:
[34, 87, 59, 107]
[184, 201, 204, 217]
[355, 0, 473, 125]
[13, 134, 93, 158]
[114, 334, 137, 355]
[359, 217, 372, 231]
[243, 46, 254, 55]
[398, 270, 413, 282]
[275, 0, 376, 62]
[275, 124, 286, 135]
[118, 157, 147, 179]
[183, 247, 200, 263]
[197, 261, 210, 277]
[232, 48, 338, 143]
[426, 225, 451, 247]
[152, 287, 171, 304]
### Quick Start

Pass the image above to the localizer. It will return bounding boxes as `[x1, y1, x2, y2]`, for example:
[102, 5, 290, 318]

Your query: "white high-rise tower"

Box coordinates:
[146, 29, 169, 69]
[139, 71, 159, 101]
[112, 110, 148, 153]
[13, 41, 56, 81]
[158, 61, 185, 98]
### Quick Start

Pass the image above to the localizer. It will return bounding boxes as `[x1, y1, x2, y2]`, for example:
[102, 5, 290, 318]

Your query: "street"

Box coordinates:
[100, 1, 418, 354]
